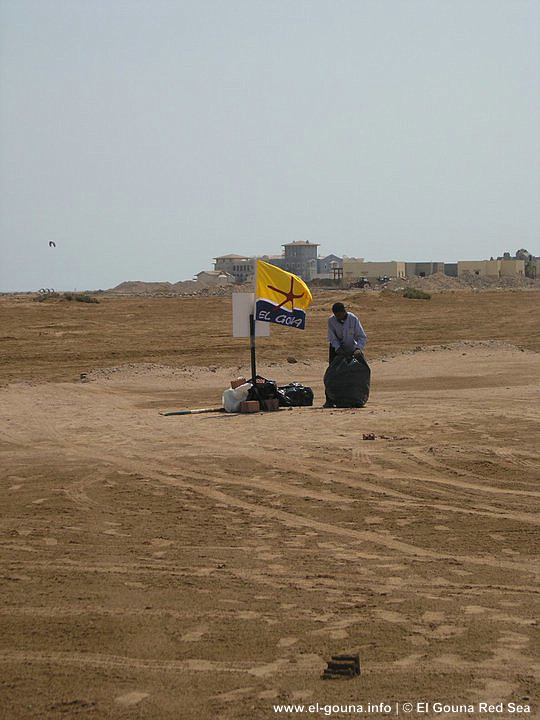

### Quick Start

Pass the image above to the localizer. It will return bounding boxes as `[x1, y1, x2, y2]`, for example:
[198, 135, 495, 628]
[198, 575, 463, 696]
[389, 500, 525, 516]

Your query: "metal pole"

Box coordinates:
[249, 312, 257, 381]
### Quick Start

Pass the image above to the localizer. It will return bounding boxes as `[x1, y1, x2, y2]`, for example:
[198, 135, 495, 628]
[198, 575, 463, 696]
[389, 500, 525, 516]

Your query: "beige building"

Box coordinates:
[458, 259, 525, 278]
[213, 254, 255, 283]
[342, 258, 364, 282]
[195, 271, 234, 286]
[499, 259, 525, 276]
[458, 260, 500, 277]
[343, 258, 406, 282]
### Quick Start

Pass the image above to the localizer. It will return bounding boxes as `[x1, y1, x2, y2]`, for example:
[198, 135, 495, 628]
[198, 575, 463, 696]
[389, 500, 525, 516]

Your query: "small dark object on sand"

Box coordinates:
[322, 654, 360, 679]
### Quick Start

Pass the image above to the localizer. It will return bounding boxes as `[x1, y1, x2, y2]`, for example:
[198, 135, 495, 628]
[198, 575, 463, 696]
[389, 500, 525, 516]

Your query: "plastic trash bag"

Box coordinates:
[222, 383, 252, 412]
[278, 383, 314, 406]
[323, 354, 370, 408]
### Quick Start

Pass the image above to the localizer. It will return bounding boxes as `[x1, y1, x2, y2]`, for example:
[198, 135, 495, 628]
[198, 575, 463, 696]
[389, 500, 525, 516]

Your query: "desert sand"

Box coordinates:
[0, 289, 539, 719]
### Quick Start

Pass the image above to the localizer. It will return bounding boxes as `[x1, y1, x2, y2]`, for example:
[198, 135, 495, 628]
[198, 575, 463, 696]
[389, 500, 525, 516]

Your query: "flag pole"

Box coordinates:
[250, 260, 257, 381]
[249, 312, 256, 381]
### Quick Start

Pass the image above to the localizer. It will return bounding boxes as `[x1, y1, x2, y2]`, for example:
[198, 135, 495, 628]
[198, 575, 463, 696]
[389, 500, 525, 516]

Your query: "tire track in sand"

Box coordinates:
[222, 451, 540, 525]
[0, 650, 289, 676]
[57, 447, 539, 576]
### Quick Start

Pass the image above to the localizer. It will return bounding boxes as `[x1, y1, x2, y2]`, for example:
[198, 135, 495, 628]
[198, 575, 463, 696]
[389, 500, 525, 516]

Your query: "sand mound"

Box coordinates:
[385, 271, 539, 292]
[108, 280, 253, 297]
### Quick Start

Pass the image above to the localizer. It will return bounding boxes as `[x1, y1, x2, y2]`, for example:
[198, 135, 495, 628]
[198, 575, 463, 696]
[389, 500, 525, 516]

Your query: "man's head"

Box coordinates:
[332, 302, 347, 322]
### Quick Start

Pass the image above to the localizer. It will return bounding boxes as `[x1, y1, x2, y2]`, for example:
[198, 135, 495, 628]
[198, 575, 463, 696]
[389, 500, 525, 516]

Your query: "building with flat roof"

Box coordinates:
[499, 259, 525, 277]
[405, 262, 445, 277]
[343, 258, 406, 282]
[195, 270, 234, 286]
[458, 259, 525, 278]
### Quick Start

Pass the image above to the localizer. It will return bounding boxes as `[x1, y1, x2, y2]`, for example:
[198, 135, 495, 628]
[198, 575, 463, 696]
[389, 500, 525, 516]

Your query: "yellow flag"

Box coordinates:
[255, 259, 312, 330]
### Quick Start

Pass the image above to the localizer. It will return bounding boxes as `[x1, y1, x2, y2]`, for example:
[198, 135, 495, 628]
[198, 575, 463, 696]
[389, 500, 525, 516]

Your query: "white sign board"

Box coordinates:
[232, 293, 270, 337]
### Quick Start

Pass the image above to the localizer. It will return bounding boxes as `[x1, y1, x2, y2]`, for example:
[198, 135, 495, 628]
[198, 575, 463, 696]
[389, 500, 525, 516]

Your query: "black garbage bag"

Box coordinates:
[323, 353, 370, 408]
[247, 376, 314, 408]
[278, 383, 314, 407]
[246, 376, 281, 405]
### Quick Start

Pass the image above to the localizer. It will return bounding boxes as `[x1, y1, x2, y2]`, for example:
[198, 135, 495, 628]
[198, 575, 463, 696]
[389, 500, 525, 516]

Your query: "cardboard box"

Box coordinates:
[231, 377, 248, 389]
[264, 398, 280, 412]
[240, 400, 260, 413]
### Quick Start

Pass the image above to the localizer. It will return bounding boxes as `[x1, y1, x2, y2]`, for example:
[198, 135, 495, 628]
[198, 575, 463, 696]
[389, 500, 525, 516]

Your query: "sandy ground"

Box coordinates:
[1, 292, 539, 720]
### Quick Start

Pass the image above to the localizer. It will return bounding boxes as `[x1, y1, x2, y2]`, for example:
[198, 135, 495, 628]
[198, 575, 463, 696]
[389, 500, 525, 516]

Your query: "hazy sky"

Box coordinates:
[1, 0, 539, 291]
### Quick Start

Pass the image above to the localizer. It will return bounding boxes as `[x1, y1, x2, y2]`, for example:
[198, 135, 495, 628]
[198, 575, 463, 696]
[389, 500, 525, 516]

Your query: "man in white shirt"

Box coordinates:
[327, 302, 367, 362]
[325, 302, 368, 408]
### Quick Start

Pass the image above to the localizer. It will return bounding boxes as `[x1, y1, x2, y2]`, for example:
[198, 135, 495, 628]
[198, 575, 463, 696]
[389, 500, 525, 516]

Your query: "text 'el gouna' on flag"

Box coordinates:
[255, 259, 313, 330]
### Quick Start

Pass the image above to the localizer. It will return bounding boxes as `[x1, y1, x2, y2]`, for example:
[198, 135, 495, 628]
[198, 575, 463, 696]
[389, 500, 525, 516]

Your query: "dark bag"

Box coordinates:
[278, 382, 314, 407]
[247, 376, 282, 409]
[323, 353, 370, 408]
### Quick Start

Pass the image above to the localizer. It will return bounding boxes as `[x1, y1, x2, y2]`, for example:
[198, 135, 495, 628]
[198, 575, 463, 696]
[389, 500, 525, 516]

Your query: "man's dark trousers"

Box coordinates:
[325, 344, 338, 406]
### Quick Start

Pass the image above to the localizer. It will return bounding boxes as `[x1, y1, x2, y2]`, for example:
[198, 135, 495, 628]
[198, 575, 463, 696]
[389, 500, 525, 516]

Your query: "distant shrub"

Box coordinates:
[403, 287, 431, 300]
[63, 292, 99, 304]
